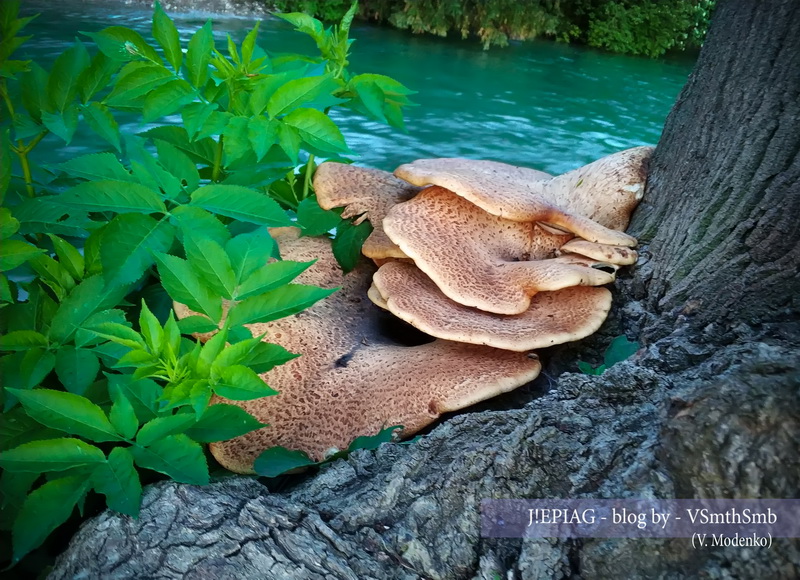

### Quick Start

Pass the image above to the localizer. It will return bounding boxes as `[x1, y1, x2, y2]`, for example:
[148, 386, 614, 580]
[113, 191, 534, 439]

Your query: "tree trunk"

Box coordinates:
[50, 1, 800, 578]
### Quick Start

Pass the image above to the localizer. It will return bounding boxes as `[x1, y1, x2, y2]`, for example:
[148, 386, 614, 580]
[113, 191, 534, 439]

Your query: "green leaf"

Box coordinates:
[101, 214, 175, 287]
[13, 197, 90, 238]
[136, 414, 196, 447]
[195, 110, 232, 140]
[351, 73, 415, 96]
[241, 22, 260, 63]
[276, 12, 325, 46]
[41, 107, 79, 144]
[49, 275, 132, 344]
[228, 284, 336, 327]
[55, 347, 99, 396]
[48, 39, 90, 112]
[246, 116, 279, 162]
[153, 2, 182, 72]
[107, 374, 160, 423]
[155, 140, 200, 192]
[0, 273, 12, 302]
[131, 434, 209, 485]
[16, 348, 56, 390]
[235, 259, 314, 301]
[184, 232, 236, 299]
[296, 197, 342, 237]
[198, 327, 228, 369]
[222, 115, 252, 165]
[139, 300, 164, 353]
[283, 107, 350, 154]
[186, 21, 213, 88]
[78, 51, 120, 103]
[348, 425, 402, 452]
[576, 361, 600, 375]
[0, 438, 105, 473]
[253, 446, 316, 477]
[8, 388, 122, 442]
[58, 152, 132, 182]
[240, 342, 298, 374]
[104, 63, 173, 106]
[226, 228, 275, 285]
[184, 403, 264, 443]
[84, 27, 161, 62]
[170, 206, 229, 246]
[0, 239, 44, 272]
[0, 408, 61, 452]
[143, 79, 197, 122]
[603, 335, 640, 368]
[154, 252, 222, 322]
[74, 308, 127, 348]
[12, 475, 90, 563]
[266, 73, 339, 118]
[141, 126, 217, 165]
[56, 180, 166, 214]
[215, 365, 278, 400]
[189, 185, 291, 227]
[181, 101, 217, 140]
[332, 219, 371, 273]
[47, 234, 84, 280]
[0, 209, 16, 241]
[86, 321, 146, 350]
[352, 79, 387, 123]
[19, 62, 48, 122]
[177, 315, 218, 334]
[81, 102, 122, 151]
[277, 121, 301, 164]
[109, 391, 139, 440]
[0, 330, 47, 351]
[0, 471, 39, 531]
[91, 447, 141, 517]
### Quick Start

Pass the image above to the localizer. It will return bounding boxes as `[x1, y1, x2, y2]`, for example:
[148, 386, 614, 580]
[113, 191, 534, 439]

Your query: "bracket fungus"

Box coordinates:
[372, 261, 612, 351]
[383, 186, 617, 315]
[393, 146, 653, 246]
[177, 147, 649, 474]
[181, 229, 541, 473]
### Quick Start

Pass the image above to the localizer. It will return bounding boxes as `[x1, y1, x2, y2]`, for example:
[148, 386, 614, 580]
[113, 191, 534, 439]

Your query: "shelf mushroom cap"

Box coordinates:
[313, 162, 421, 260]
[383, 186, 617, 315]
[393, 146, 653, 247]
[177, 228, 541, 472]
[372, 261, 612, 351]
[558, 239, 638, 266]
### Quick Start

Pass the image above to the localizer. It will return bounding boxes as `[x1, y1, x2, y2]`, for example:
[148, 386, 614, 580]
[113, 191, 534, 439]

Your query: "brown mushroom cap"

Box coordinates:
[372, 261, 612, 351]
[393, 146, 652, 246]
[383, 186, 616, 315]
[177, 228, 540, 472]
[313, 162, 422, 260]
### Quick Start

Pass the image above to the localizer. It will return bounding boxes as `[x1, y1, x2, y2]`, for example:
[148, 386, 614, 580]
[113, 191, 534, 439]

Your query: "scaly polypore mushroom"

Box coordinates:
[393, 146, 653, 245]
[383, 186, 617, 315]
[371, 261, 612, 351]
[313, 162, 422, 261]
[181, 228, 541, 473]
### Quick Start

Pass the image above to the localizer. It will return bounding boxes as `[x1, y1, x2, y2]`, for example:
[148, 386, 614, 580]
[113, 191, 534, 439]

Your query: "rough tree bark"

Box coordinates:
[50, 0, 800, 578]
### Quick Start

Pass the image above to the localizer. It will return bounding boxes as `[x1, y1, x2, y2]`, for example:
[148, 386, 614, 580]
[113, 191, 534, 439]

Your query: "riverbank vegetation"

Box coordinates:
[273, 0, 716, 56]
[0, 1, 412, 571]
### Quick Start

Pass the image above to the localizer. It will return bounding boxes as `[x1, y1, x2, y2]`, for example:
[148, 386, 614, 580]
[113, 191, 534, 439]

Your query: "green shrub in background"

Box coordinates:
[0, 0, 413, 567]
[274, 0, 716, 56]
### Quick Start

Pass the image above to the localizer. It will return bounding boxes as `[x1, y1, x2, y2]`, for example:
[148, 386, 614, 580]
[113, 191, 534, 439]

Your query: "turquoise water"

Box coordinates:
[17, 0, 693, 175]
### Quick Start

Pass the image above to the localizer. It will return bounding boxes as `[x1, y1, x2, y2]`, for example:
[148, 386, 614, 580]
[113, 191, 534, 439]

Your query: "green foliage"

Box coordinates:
[253, 425, 403, 477]
[275, 0, 715, 56]
[577, 335, 640, 375]
[0, 1, 412, 566]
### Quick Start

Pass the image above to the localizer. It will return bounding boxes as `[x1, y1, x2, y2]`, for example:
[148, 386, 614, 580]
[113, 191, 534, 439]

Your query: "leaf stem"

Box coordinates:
[302, 154, 315, 201]
[211, 136, 224, 182]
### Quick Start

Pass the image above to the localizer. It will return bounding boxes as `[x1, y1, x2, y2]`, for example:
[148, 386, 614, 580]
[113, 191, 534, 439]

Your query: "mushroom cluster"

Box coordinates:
[316, 147, 651, 351]
[182, 148, 651, 474]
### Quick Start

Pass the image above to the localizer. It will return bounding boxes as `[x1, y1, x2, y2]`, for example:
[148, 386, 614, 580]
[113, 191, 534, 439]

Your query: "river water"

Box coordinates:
[17, 0, 694, 175]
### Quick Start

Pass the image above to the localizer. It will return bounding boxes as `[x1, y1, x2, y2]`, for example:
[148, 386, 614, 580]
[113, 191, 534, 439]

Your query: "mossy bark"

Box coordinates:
[50, 1, 800, 578]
